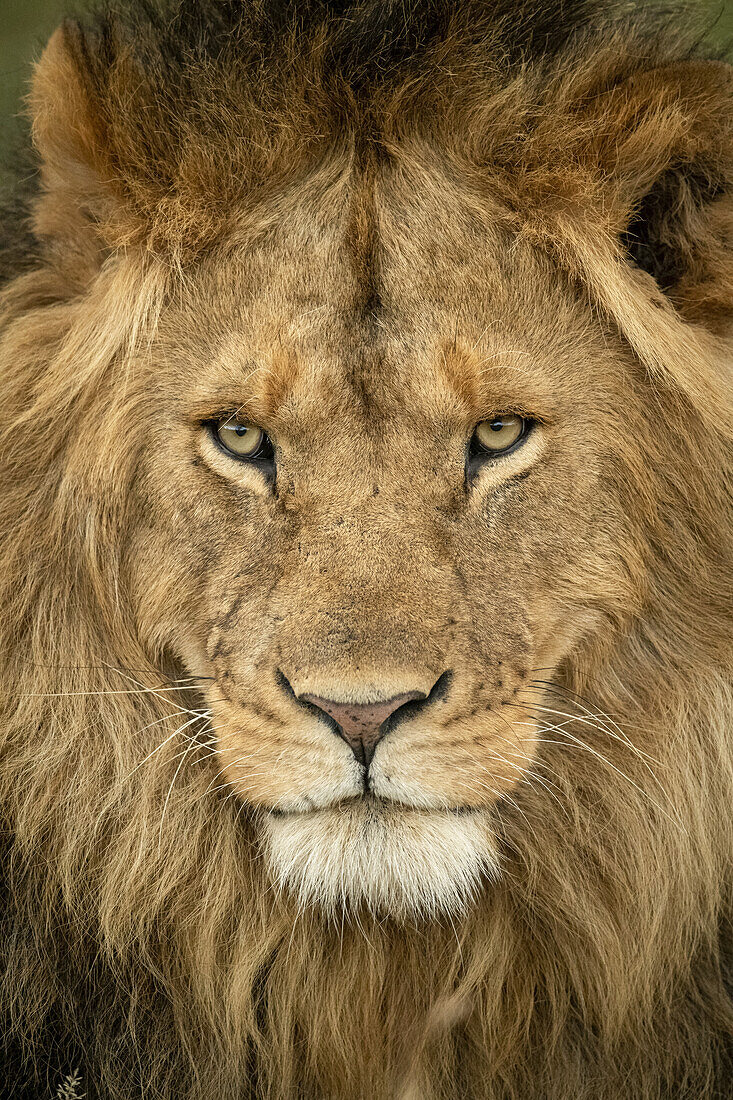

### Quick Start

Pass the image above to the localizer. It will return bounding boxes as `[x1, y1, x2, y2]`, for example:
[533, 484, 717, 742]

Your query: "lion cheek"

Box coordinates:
[211, 702, 362, 812]
[370, 712, 539, 809]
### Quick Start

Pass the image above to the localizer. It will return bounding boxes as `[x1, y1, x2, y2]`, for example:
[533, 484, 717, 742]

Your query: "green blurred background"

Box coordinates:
[2, 0, 68, 122]
[2, 0, 733, 158]
[2, 0, 68, 172]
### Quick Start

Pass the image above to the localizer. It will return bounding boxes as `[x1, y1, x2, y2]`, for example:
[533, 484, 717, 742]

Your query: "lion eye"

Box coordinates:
[472, 414, 527, 455]
[213, 418, 273, 461]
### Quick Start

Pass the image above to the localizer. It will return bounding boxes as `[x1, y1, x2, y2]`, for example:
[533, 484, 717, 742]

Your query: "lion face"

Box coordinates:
[128, 168, 643, 916]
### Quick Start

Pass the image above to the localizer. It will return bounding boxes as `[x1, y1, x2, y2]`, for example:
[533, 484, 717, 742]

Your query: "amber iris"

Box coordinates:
[472, 415, 526, 455]
[214, 419, 269, 459]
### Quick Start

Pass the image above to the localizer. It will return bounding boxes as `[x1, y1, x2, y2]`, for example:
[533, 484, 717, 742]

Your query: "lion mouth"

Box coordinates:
[265, 794, 481, 819]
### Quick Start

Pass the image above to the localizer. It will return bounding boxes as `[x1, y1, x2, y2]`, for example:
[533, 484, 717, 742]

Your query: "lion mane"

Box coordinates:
[0, 1, 732, 1097]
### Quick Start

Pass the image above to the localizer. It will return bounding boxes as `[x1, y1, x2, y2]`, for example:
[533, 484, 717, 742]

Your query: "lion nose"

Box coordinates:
[299, 691, 426, 767]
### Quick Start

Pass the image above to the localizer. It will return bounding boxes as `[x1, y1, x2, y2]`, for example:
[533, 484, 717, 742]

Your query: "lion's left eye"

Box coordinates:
[211, 418, 274, 461]
[471, 414, 528, 456]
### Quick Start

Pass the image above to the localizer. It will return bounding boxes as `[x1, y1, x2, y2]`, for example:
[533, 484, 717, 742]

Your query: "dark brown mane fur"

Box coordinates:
[3, 0, 724, 259]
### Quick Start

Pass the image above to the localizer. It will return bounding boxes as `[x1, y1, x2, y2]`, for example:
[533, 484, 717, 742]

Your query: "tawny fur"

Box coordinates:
[0, 2, 732, 1098]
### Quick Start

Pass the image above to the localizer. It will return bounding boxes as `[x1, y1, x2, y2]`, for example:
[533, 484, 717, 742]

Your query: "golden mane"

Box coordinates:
[0, 2, 732, 1097]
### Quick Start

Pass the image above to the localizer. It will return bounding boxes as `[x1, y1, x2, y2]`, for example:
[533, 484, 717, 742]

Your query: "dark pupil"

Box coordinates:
[233, 425, 248, 436]
[489, 419, 505, 432]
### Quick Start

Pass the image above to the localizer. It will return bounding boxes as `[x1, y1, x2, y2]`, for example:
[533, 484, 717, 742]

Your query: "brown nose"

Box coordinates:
[300, 691, 425, 766]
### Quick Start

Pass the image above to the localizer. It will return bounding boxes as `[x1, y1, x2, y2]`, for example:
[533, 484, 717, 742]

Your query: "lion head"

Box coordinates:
[1, 1, 732, 1097]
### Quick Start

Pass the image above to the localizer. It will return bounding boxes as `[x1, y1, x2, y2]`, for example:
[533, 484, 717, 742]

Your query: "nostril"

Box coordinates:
[299, 691, 426, 767]
[378, 671, 454, 737]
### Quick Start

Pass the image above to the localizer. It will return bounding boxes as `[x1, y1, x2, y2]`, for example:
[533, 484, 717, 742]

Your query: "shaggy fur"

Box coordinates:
[1, 1, 732, 1097]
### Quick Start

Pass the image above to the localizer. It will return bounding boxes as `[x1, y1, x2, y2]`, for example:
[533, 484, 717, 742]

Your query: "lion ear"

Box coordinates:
[552, 59, 733, 436]
[612, 61, 733, 322]
[29, 26, 120, 275]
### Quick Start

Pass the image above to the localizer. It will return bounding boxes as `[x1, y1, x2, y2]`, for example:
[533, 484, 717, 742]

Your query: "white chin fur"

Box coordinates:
[262, 801, 499, 920]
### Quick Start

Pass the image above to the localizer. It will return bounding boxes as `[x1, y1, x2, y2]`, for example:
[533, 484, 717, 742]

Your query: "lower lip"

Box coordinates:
[267, 796, 480, 818]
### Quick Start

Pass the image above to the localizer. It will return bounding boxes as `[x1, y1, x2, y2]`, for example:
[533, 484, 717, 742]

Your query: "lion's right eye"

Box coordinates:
[471, 415, 528, 455]
[211, 418, 274, 462]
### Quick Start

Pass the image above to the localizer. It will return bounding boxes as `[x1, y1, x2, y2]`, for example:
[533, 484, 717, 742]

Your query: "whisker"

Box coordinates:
[123, 712, 211, 782]
[103, 664, 212, 721]
[514, 720, 686, 833]
[158, 739, 199, 850]
[516, 694, 670, 797]
[526, 681, 661, 764]
[23, 686, 210, 699]
[19, 662, 215, 683]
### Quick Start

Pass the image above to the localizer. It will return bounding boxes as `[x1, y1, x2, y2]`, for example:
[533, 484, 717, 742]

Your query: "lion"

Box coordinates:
[0, 0, 731, 1096]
